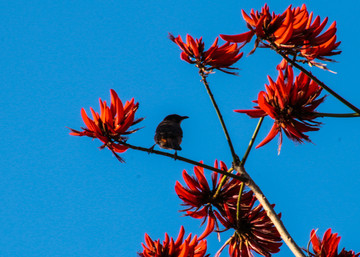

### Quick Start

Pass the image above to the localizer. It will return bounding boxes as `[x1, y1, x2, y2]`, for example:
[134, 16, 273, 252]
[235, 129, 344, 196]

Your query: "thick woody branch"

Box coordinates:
[234, 164, 306, 257]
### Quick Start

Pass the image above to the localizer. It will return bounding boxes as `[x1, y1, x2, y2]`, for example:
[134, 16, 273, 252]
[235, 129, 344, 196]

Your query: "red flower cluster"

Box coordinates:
[69, 89, 143, 162]
[138, 226, 209, 257]
[175, 160, 249, 239]
[310, 229, 359, 257]
[169, 34, 243, 74]
[215, 203, 282, 257]
[175, 161, 282, 257]
[235, 65, 325, 153]
[220, 4, 341, 68]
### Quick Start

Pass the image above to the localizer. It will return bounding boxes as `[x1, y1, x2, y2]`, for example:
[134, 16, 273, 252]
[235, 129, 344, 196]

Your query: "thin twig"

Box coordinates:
[119, 141, 247, 182]
[269, 42, 360, 114]
[234, 164, 306, 257]
[199, 70, 240, 164]
[241, 117, 264, 166]
[236, 181, 245, 227]
[213, 167, 234, 199]
[314, 112, 360, 118]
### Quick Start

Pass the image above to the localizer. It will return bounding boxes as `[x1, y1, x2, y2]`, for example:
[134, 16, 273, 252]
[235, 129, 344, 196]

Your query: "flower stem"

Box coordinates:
[199, 70, 240, 164]
[241, 117, 264, 166]
[234, 164, 305, 257]
[119, 141, 247, 182]
[236, 181, 245, 226]
[270, 43, 360, 114]
[314, 112, 360, 118]
[213, 167, 234, 199]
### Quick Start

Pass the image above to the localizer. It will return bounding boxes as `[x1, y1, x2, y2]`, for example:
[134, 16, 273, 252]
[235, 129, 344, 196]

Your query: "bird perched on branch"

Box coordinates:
[151, 114, 188, 155]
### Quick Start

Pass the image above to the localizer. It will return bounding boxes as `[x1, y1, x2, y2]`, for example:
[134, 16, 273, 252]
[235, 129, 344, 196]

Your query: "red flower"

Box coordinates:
[310, 229, 340, 257]
[235, 64, 325, 153]
[215, 196, 282, 257]
[138, 226, 209, 257]
[69, 89, 143, 162]
[220, 4, 341, 68]
[175, 161, 252, 240]
[221, 5, 309, 53]
[169, 33, 243, 74]
[310, 229, 359, 257]
[300, 12, 341, 66]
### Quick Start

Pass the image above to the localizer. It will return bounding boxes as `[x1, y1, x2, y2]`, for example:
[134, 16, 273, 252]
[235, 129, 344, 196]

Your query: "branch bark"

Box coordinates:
[234, 164, 306, 257]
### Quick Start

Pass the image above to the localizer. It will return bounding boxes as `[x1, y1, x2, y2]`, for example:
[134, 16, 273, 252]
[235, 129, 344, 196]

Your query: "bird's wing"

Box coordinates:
[154, 121, 183, 150]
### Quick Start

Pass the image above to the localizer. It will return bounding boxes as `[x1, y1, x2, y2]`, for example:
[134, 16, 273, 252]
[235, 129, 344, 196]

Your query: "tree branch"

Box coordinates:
[269, 42, 360, 114]
[199, 70, 240, 164]
[241, 117, 264, 166]
[234, 164, 306, 257]
[315, 112, 360, 118]
[119, 141, 247, 182]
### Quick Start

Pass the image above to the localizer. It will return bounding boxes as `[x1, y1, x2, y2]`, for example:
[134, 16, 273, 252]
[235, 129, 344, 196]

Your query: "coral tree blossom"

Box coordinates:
[220, 4, 341, 68]
[215, 200, 282, 257]
[175, 160, 251, 240]
[310, 229, 359, 257]
[235, 65, 325, 152]
[138, 226, 209, 257]
[169, 33, 243, 74]
[69, 89, 143, 162]
[175, 160, 282, 257]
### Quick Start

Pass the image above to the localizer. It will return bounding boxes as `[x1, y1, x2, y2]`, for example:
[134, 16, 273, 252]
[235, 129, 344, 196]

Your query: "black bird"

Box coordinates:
[153, 114, 188, 152]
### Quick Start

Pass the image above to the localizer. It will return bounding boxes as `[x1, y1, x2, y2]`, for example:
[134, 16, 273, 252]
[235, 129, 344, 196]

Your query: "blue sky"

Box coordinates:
[1, 0, 359, 256]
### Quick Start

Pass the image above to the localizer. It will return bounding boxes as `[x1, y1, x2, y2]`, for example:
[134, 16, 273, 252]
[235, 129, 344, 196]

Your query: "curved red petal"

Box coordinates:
[256, 123, 280, 148]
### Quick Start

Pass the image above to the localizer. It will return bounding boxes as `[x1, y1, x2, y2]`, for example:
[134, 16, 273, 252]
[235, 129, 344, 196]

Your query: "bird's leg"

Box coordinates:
[148, 144, 156, 154]
[174, 150, 178, 160]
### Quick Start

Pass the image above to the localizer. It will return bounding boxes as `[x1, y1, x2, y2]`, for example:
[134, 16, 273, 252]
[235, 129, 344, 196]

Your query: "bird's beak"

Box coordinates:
[181, 116, 189, 120]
